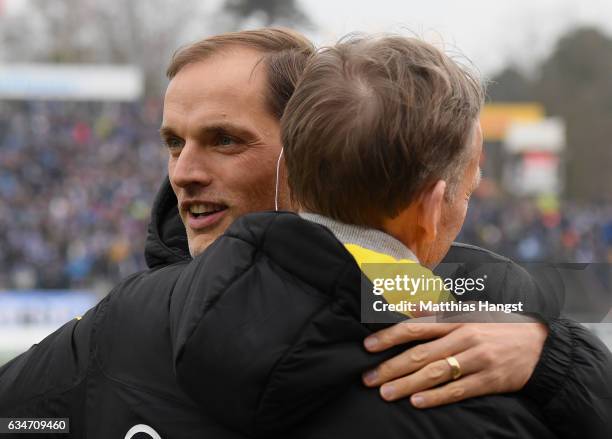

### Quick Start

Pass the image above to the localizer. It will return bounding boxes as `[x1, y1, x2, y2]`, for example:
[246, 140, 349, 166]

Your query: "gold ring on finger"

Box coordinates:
[445, 356, 462, 380]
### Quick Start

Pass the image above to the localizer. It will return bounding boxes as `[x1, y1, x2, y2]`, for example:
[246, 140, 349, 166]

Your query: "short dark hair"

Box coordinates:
[167, 28, 315, 119]
[282, 35, 485, 227]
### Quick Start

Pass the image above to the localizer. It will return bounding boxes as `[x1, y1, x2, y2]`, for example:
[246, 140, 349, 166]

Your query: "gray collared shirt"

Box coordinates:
[299, 212, 418, 262]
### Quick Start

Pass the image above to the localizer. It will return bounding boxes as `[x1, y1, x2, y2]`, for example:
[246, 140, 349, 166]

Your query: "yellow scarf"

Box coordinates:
[344, 243, 454, 318]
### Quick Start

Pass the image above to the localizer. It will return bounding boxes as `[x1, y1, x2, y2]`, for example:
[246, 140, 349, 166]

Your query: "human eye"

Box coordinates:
[214, 133, 238, 147]
[162, 136, 184, 155]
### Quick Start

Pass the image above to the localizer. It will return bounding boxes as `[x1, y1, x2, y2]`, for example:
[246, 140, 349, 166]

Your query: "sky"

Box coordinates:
[3, 0, 612, 77]
[298, 0, 612, 75]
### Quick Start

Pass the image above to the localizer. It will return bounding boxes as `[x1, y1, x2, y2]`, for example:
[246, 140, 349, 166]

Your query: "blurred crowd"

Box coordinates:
[1, 101, 612, 291]
[0, 101, 166, 290]
[459, 195, 612, 263]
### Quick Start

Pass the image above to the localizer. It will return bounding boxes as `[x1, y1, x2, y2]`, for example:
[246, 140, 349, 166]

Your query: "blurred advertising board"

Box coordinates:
[0, 64, 143, 101]
[480, 103, 545, 142]
[0, 290, 98, 365]
[505, 118, 565, 153]
[479, 103, 547, 187]
[502, 118, 566, 195]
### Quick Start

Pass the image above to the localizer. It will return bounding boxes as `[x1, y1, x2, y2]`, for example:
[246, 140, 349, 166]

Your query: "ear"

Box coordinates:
[417, 180, 446, 243]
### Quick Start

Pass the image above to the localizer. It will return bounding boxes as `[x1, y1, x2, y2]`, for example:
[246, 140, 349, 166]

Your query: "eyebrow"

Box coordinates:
[159, 122, 256, 141]
[159, 126, 175, 140]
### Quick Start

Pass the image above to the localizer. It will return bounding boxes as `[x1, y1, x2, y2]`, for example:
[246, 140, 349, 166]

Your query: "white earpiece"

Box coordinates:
[274, 147, 284, 211]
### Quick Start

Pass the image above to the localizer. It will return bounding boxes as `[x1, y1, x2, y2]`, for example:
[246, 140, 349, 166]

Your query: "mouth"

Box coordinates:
[183, 202, 229, 231]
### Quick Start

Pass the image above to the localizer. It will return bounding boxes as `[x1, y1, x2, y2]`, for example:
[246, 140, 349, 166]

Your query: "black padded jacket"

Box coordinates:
[0, 178, 610, 438]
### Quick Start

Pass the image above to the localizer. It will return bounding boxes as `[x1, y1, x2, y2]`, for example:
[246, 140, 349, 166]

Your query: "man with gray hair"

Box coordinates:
[167, 34, 608, 437]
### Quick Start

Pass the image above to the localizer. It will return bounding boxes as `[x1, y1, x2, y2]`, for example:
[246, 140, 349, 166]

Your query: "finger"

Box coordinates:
[364, 321, 461, 352]
[409, 306, 436, 318]
[363, 326, 473, 387]
[410, 372, 492, 409]
[378, 351, 476, 402]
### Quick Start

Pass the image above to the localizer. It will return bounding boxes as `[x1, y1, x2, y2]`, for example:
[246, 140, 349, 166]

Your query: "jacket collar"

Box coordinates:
[299, 212, 418, 263]
[144, 176, 191, 269]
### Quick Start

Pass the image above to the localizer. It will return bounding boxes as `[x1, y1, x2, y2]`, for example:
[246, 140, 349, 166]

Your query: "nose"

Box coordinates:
[169, 141, 212, 190]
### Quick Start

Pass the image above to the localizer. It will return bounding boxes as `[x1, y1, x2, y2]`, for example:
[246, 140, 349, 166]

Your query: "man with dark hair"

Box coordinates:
[0, 29, 610, 438]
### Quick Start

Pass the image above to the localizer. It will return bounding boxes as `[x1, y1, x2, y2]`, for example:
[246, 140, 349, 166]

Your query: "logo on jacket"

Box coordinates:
[125, 424, 162, 439]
